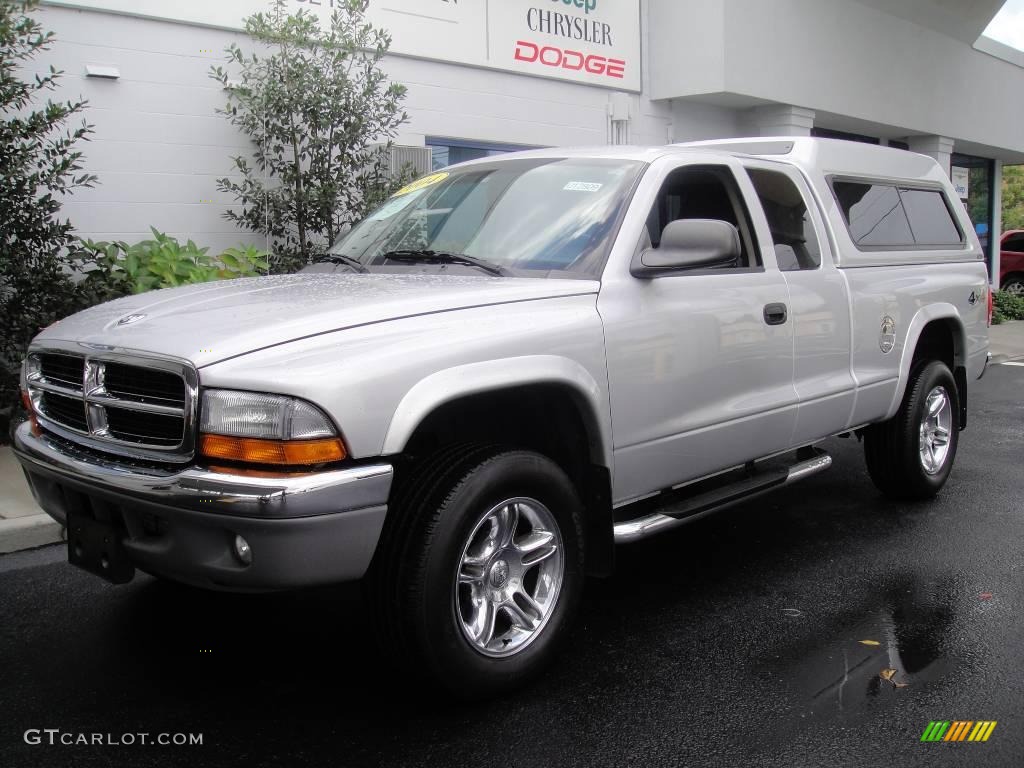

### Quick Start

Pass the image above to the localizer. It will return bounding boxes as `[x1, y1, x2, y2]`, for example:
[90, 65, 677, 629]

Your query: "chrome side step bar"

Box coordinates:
[613, 451, 833, 544]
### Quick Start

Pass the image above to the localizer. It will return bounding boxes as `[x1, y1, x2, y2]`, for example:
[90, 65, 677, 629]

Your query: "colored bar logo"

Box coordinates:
[921, 721, 997, 742]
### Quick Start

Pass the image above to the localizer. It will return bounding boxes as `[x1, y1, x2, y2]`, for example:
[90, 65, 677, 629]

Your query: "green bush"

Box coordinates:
[1, 0, 97, 437]
[71, 228, 270, 303]
[211, 0, 409, 272]
[992, 290, 1024, 325]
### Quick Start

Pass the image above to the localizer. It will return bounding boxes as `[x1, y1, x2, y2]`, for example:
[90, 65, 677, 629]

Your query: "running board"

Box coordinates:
[613, 450, 832, 544]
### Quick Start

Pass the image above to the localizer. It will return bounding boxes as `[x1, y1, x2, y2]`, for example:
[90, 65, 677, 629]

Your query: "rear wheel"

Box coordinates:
[366, 448, 584, 698]
[864, 360, 959, 500]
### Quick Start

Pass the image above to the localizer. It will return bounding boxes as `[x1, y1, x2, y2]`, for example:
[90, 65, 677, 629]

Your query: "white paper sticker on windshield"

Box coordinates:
[563, 181, 603, 192]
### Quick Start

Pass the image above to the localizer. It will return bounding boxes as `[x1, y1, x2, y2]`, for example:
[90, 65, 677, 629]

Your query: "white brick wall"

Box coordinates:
[33, 6, 254, 251]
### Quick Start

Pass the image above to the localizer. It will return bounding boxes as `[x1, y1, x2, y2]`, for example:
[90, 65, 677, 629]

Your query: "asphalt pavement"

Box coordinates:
[1, 364, 1022, 768]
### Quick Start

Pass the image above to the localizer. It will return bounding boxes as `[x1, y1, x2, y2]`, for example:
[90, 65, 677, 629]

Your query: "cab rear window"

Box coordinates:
[831, 179, 963, 249]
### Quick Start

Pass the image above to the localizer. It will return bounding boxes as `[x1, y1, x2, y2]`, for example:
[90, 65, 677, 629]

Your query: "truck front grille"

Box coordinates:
[104, 363, 187, 408]
[39, 391, 89, 432]
[106, 406, 185, 446]
[26, 346, 198, 463]
[39, 353, 85, 392]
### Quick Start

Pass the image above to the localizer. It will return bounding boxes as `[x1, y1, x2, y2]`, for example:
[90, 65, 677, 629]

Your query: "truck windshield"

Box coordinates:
[328, 157, 644, 277]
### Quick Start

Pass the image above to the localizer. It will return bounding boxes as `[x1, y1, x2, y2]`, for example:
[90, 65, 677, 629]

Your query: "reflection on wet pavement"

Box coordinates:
[768, 572, 964, 718]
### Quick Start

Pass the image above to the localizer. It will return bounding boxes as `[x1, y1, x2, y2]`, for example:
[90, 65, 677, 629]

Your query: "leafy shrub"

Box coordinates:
[1, 0, 97, 437]
[71, 229, 270, 303]
[210, 0, 409, 272]
[992, 290, 1024, 325]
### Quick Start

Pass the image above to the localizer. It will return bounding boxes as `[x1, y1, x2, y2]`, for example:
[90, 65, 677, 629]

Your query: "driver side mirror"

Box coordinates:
[631, 219, 741, 278]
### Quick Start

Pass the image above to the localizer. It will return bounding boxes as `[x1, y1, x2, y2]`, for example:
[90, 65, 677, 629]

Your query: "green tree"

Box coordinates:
[0, 0, 95, 432]
[1003, 164, 1024, 232]
[211, 0, 409, 272]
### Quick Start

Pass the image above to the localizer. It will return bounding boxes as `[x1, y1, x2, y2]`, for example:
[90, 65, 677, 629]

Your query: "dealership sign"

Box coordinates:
[45, 0, 641, 91]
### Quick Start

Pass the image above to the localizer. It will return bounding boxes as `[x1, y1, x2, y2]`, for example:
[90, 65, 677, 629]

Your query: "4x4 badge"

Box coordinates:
[879, 316, 896, 354]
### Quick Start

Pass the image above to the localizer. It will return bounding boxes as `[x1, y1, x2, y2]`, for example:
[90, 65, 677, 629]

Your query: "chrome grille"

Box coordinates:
[103, 363, 186, 408]
[26, 346, 198, 463]
[106, 406, 183, 446]
[39, 391, 89, 432]
[39, 353, 85, 392]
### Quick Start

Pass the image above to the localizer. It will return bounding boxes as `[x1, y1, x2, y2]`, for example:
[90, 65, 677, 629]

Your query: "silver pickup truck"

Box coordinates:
[13, 137, 990, 696]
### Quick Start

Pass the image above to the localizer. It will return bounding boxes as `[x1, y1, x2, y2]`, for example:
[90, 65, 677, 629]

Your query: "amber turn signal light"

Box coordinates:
[200, 434, 347, 466]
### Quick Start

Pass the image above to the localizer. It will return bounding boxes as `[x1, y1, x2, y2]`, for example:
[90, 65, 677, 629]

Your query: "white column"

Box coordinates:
[907, 135, 955, 176]
[991, 160, 1003, 289]
[750, 105, 815, 137]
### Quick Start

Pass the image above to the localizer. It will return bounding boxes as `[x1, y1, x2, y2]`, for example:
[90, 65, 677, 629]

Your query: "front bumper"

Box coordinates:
[11, 423, 393, 590]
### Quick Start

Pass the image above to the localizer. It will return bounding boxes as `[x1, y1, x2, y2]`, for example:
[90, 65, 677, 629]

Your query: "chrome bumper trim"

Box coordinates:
[12, 422, 393, 519]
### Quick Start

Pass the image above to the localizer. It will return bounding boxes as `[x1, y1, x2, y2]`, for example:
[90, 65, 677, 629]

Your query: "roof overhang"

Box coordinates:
[853, 0, 1006, 44]
[648, 0, 1024, 161]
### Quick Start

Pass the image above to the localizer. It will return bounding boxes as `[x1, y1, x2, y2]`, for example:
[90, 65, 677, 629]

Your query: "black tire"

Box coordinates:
[1002, 275, 1024, 296]
[864, 360, 960, 500]
[366, 447, 584, 699]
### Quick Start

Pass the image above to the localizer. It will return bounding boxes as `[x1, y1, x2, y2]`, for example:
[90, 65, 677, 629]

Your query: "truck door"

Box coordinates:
[741, 161, 856, 445]
[598, 157, 799, 506]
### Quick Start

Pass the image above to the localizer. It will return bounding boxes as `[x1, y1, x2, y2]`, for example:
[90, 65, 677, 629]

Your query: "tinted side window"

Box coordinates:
[832, 180, 963, 249]
[747, 169, 822, 271]
[1004, 235, 1024, 253]
[833, 181, 914, 247]
[899, 189, 962, 245]
[645, 166, 762, 269]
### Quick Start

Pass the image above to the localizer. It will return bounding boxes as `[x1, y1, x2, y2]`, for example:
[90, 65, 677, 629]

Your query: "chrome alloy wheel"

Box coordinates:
[454, 497, 564, 658]
[919, 385, 953, 475]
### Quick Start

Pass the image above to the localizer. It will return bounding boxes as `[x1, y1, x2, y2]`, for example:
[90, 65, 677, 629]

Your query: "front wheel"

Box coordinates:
[367, 448, 584, 699]
[864, 360, 960, 500]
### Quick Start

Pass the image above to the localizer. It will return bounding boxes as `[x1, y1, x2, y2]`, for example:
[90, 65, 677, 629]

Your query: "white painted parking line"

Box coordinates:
[999, 361, 1024, 367]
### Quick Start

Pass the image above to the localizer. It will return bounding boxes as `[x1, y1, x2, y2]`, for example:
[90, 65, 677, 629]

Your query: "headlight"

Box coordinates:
[199, 390, 346, 466]
[200, 390, 336, 440]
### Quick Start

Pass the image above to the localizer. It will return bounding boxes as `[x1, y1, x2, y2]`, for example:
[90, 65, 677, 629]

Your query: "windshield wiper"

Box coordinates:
[380, 249, 510, 277]
[313, 253, 369, 273]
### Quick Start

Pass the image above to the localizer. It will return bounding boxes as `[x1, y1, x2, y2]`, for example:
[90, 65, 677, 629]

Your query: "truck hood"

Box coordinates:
[36, 273, 599, 367]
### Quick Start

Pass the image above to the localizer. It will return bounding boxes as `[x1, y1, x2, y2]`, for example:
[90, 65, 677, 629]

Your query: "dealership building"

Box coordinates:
[35, 0, 1024, 283]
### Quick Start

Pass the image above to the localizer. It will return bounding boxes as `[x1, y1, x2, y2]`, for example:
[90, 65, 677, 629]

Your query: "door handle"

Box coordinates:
[763, 302, 788, 326]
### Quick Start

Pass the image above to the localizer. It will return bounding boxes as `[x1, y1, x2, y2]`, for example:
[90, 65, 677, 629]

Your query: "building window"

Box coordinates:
[951, 153, 996, 275]
[425, 138, 537, 171]
[811, 127, 880, 145]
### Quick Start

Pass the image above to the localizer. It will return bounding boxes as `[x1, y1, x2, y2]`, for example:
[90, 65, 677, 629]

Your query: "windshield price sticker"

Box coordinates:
[393, 172, 450, 198]
[564, 181, 603, 192]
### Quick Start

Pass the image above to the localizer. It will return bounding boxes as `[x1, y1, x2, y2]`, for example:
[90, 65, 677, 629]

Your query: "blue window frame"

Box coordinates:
[426, 137, 538, 171]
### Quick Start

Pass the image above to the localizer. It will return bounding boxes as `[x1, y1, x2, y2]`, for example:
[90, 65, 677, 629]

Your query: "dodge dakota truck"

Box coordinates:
[13, 138, 991, 696]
